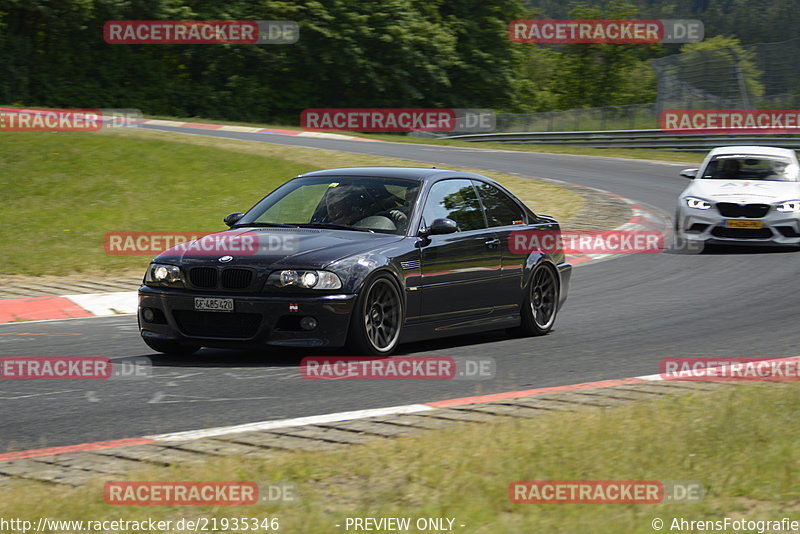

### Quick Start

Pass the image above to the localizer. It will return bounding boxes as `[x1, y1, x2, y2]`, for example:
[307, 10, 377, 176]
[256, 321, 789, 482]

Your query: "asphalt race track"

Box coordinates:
[3, 128, 799, 452]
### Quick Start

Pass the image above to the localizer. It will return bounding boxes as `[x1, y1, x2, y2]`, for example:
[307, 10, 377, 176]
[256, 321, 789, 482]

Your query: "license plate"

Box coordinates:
[726, 220, 763, 229]
[194, 297, 234, 312]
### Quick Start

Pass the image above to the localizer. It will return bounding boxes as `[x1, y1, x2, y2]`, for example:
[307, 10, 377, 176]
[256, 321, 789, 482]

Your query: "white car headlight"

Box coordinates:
[685, 197, 712, 210]
[145, 263, 183, 286]
[776, 200, 800, 213]
[267, 270, 342, 290]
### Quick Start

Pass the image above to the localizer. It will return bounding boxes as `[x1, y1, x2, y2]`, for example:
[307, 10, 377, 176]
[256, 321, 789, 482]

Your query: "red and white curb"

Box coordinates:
[0, 374, 660, 461]
[0, 215, 647, 322]
[133, 118, 383, 142]
[0, 199, 666, 323]
[0, 292, 136, 323]
[0, 211, 663, 322]
[0, 118, 668, 323]
[566, 193, 668, 267]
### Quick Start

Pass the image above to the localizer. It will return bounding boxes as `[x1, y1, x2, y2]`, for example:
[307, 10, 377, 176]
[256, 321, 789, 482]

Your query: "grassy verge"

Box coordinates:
[343, 134, 707, 164]
[0, 132, 313, 276]
[143, 114, 706, 164]
[0, 128, 583, 276]
[144, 114, 304, 132]
[1, 383, 798, 532]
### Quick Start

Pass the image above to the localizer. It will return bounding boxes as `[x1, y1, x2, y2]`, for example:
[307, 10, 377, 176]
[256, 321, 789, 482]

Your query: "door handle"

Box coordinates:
[484, 238, 500, 248]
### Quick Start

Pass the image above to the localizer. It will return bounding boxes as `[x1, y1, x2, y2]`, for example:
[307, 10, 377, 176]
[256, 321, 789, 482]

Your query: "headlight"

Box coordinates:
[145, 263, 184, 286]
[685, 197, 712, 210]
[267, 270, 342, 290]
[776, 200, 800, 213]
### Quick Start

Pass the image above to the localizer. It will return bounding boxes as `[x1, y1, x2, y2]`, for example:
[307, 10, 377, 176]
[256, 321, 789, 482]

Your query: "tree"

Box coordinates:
[0, 0, 532, 121]
[677, 35, 764, 107]
[551, 1, 661, 109]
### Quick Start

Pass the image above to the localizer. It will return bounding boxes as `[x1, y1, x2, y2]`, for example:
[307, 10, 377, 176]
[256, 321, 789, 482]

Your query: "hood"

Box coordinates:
[685, 180, 800, 203]
[154, 227, 405, 269]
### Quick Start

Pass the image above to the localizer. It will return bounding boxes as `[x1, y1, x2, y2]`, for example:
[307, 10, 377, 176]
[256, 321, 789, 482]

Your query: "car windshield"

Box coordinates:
[701, 155, 799, 182]
[236, 176, 421, 234]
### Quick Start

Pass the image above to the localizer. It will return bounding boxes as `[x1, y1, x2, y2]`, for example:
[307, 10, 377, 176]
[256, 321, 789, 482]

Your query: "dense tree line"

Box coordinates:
[525, 0, 800, 46]
[0, 0, 530, 121]
[0, 0, 791, 123]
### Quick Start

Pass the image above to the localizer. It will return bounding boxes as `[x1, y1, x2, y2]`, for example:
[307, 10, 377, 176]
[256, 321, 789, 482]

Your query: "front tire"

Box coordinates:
[673, 211, 705, 254]
[143, 337, 200, 356]
[518, 264, 559, 336]
[347, 274, 403, 355]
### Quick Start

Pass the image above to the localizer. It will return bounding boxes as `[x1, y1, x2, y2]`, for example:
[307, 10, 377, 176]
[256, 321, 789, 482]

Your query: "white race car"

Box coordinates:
[676, 146, 800, 248]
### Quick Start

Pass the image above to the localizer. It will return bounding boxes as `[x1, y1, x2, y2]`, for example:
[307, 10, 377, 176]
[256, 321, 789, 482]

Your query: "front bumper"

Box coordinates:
[557, 261, 572, 308]
[138, 286, 356, 349]
[678, 208, 800, 246]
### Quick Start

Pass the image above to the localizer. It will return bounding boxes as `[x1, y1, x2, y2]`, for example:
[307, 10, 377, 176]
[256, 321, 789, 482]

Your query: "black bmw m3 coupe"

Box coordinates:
[138, 167, 571, 355]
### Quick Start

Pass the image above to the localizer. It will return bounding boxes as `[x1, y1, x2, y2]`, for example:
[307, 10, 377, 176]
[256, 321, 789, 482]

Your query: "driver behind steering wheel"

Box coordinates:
[375, 185, 419, 231]
[323, 184, 397, 231]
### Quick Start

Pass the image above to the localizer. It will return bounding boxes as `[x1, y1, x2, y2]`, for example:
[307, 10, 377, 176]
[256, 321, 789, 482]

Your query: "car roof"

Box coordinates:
[706, 146, 797, 159]
[297, 166, 492, 182]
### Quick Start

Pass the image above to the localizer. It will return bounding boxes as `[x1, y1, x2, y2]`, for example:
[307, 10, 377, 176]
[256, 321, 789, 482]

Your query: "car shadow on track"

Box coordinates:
[701, 244, 800, 255]
[140, 329, 518, 369]
[663, 239, 800, 255]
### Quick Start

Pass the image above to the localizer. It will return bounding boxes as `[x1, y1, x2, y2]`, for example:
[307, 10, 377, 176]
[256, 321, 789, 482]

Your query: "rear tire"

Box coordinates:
[347, 274, 403, 355]
[517, 264, 559, 336]
[143, 338, 200, 356]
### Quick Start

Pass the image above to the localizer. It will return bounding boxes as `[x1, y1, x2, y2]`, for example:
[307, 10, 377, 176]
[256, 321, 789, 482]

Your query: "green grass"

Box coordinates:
[0, 108, 707, 163]
[0, 132, 316, 275]
[145, 113, 660, 134]
[144, 113, 706, 164]
[145, 114, 304, 131]
[1, 383, 798, 532]
[354, 135, 708, 164]
[0, 128, 583, 276]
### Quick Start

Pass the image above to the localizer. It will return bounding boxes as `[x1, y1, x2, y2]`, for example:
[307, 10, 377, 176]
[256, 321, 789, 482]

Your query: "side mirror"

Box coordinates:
[426, 218, 458, 236]
[224, 212, 244, 227]
[680, 168, 698, 179]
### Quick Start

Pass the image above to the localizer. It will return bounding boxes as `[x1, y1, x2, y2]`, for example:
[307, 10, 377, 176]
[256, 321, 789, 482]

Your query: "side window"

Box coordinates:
[473, 181, 526, 227]
[702, 159, 719, 179]
[421, 179, 486, 232]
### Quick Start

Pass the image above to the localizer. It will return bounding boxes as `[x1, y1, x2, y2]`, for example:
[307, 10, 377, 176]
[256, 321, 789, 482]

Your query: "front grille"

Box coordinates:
[711, 227, 773, 239]
[221, 268, 253, 289]
[716, 203, 770, 218]
[189, 267, 217, 288]
[188, 267, 254, 290]
[173, 310, 261, 338]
